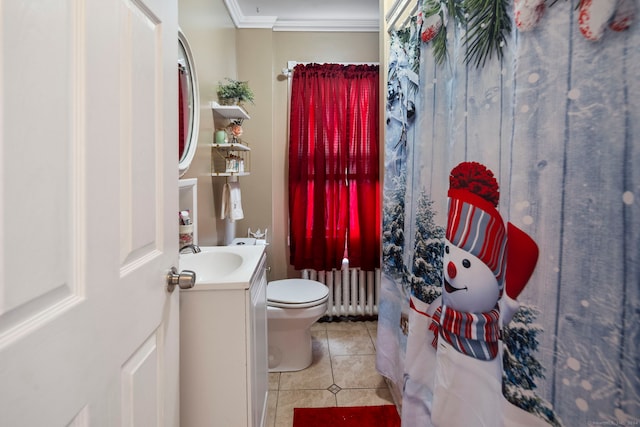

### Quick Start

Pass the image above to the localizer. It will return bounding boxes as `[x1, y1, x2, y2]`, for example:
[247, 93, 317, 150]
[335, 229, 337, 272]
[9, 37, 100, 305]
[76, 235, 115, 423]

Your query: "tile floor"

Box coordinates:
[266, 320, 396, 427]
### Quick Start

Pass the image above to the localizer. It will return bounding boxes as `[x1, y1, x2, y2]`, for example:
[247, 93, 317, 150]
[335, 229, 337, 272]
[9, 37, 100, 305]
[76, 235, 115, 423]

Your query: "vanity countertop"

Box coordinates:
[179, 245, 266, 291]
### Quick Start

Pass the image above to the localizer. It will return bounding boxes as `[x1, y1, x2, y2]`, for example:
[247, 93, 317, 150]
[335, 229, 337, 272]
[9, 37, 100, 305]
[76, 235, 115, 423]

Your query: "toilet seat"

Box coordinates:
[267, 279, 329, 309]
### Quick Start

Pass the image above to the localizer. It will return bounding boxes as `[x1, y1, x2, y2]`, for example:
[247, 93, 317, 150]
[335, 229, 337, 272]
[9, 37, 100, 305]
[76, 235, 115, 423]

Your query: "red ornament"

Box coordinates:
[609, 0, 636, 32]
[421, 13, 442, 43]
[514, 0, 546, 32]
[579, 0, 618, 41]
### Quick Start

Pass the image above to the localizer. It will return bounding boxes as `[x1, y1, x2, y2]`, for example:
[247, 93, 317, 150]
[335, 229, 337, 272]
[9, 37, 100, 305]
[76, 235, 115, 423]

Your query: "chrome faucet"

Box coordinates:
[180, 244, 201, 254]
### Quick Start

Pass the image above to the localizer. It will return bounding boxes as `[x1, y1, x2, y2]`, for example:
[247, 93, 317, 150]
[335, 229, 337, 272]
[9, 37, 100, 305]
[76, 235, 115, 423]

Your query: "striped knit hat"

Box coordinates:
[446, 162, 507, 287]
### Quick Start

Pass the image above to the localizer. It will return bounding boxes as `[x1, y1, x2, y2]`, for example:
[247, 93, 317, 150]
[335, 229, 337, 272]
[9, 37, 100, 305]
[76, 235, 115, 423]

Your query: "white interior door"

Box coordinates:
[0, 0, 180, 425]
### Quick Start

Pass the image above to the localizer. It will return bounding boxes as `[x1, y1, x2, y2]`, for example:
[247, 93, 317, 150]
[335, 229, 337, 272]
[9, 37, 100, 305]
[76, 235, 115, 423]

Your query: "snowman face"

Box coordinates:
[442, 239, 500, 313]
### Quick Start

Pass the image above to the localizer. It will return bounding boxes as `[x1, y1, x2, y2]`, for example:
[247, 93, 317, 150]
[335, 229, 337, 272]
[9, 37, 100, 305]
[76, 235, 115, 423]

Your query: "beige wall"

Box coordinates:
[180, 0, 379, 281]
[179, 0, 237, 247]
[236, 28, 275, 265]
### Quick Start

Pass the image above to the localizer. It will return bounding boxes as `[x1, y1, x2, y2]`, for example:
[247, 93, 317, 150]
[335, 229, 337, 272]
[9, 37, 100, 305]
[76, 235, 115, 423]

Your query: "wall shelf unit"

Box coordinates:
[211, 143, 251, 176]
[210, 102, 250, 120]
[212, 142, 250, 149]
[178, 178, 198, 244]
[211, 103, 252, 177]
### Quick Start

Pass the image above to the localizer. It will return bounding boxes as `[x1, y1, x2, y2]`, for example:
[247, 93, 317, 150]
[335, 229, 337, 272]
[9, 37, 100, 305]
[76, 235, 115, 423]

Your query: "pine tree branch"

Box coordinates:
[463, 0, 511, 68]
[432, 24, 449, 65]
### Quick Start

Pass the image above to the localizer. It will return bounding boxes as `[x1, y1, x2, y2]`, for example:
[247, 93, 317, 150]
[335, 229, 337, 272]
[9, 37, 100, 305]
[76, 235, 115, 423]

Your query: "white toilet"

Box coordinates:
[267, 279, 329, 372]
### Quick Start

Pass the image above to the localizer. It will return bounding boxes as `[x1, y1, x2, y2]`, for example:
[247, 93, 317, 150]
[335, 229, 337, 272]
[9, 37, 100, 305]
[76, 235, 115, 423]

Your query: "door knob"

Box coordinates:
[167, 267, 196, 292]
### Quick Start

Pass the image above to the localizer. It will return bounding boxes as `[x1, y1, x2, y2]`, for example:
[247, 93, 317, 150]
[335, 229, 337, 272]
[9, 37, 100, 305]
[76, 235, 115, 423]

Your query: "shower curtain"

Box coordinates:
[376, 2, 640, 426]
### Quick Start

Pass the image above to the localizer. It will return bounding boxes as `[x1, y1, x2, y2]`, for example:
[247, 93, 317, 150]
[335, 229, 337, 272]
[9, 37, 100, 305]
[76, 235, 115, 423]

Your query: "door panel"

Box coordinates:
[0, 0, 179, 425]
[2, 0, 78, 328]
[122, 333, 161, 426]
[119, 0, 161, 265]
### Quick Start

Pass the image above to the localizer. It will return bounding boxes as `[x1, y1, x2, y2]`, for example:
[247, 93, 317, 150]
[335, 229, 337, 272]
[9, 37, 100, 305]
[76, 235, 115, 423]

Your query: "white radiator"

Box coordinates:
[302, 261, 381, 318]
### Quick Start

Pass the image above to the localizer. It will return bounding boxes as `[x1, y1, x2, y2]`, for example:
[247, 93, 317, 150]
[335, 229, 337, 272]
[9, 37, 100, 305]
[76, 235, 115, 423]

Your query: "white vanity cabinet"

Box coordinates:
[180, 247, 268, 427]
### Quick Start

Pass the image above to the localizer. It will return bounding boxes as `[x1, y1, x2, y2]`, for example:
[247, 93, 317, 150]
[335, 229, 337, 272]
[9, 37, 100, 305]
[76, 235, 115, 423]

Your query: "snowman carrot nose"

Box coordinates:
[447, 261, 457, 278]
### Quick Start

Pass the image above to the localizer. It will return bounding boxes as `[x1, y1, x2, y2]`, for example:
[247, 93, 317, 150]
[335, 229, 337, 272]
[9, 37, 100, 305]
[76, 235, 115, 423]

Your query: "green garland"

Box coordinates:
[465, 0, 511, 67]
[420, 0, 511, 68]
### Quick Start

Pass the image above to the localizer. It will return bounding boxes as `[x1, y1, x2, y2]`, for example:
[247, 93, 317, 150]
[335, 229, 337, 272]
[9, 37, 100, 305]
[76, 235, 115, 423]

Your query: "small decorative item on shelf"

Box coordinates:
[215, 129, 228, 145]
[216, 78, 255, 107]
[227, 119, 244, 143]
[225, 152, 244, 173]
[179, 210, 194, 247]
[179, 224, 194, 246]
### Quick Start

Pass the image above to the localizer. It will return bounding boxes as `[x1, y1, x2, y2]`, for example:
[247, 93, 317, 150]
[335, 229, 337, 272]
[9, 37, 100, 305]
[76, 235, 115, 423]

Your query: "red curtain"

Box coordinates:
[288, 63, 380, 271]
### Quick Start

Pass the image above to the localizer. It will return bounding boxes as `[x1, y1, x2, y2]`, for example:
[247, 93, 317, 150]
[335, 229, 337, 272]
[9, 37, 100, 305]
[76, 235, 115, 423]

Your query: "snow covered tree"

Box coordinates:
[409, 190, 444, 304]
[503, 304, 564, 427]
[382, 173, 407, 278]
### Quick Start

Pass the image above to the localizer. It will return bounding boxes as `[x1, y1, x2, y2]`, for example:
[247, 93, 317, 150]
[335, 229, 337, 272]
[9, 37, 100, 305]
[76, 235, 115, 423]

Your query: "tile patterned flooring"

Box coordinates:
[266, 320, 396, 427]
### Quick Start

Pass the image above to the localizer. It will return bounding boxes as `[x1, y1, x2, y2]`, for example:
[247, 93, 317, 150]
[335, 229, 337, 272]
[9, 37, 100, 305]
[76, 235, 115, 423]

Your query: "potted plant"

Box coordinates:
[216, 78, 255, 106]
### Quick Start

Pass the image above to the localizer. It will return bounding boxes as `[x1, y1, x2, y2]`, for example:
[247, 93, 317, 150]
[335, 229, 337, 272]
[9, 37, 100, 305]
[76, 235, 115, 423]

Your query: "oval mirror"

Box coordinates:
[178, 29, 200, 177]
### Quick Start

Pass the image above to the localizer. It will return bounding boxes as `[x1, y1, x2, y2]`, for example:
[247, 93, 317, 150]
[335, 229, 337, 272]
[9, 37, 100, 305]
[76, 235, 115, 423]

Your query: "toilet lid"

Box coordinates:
[267, 279, 329, 306]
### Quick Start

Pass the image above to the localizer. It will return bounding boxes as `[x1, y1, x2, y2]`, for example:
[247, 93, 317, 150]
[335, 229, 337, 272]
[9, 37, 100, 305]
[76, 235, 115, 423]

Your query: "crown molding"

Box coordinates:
[224, 0, 379, 32]
[273, 19, 379, 32]
[224, 0, 278, 28]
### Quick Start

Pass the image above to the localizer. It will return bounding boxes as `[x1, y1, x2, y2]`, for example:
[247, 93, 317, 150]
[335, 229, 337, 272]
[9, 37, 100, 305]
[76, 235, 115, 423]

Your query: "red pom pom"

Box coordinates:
[449, 162, 500, 207]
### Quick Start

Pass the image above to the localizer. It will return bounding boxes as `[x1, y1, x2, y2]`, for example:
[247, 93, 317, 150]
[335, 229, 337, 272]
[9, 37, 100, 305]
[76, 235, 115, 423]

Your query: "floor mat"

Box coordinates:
[293, 405, 400, 427]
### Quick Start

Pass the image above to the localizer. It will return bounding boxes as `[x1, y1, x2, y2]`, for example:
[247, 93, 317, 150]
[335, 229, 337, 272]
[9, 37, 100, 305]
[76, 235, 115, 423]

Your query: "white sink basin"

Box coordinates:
[180, 250, 243, 281]
[179, 245, 265, 290]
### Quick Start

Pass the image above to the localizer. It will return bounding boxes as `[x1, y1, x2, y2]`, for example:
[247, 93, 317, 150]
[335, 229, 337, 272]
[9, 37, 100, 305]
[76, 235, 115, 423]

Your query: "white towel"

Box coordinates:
[221, 182, 244, 221]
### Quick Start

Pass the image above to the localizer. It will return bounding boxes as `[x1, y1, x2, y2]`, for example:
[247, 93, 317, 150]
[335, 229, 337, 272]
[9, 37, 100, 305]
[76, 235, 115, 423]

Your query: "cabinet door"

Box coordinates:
[250, 254, 269, 427]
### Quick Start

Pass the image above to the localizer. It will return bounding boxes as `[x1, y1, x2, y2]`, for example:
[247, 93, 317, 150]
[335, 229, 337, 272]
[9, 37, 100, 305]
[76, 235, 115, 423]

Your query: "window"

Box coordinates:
[288, 63, 380, 271]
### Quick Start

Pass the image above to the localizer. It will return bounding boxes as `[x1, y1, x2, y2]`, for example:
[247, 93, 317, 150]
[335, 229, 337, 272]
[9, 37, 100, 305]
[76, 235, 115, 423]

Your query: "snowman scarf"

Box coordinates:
[429, 304, 501, 361]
